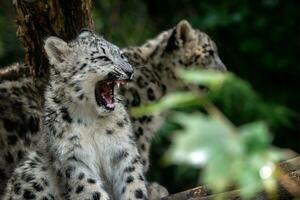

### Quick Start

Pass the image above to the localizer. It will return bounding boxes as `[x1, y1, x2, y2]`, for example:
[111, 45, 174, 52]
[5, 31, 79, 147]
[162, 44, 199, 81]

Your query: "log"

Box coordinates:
[162, 156, 300, 200]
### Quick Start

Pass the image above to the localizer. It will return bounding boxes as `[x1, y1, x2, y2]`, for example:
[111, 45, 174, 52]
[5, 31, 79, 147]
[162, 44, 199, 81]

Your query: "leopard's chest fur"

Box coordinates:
[60, 104, 133, 175]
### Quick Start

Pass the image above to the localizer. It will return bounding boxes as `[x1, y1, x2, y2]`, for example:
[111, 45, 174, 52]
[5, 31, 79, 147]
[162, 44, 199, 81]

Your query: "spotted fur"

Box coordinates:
[3, 31, 148, 200]
[0, 64, 43, 195]
[123, 20, 226, 173]
[0, 20, 225, 199]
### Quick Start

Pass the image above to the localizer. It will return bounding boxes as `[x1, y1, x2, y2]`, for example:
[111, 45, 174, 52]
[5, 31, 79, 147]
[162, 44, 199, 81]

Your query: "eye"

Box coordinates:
[121, 54, 127, 60]
[95, 56, 111, 62]
[208, 50, 214, 56]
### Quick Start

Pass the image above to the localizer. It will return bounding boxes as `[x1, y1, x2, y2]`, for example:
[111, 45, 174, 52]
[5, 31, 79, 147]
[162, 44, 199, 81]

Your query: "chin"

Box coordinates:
[95, 105, 116, 116]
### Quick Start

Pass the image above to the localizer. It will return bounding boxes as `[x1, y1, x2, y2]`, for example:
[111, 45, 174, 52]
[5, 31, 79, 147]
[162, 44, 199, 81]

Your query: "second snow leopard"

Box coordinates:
[3, 30, 148, 200]
[123, 20, 226, 172]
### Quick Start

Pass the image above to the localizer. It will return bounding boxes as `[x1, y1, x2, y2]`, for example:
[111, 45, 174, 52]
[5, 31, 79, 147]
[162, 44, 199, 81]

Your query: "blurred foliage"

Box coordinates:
[0, 1, 23, 67]
[0, 0, 299, 194]
[132, 70, 285, 198]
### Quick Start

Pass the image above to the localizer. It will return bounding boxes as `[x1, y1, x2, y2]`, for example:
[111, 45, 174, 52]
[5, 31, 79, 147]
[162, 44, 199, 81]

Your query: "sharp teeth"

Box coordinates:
[117, 82, 120, 88]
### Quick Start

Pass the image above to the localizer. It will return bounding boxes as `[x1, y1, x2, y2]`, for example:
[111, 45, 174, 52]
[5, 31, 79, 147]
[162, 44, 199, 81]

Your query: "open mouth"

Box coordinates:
[95, 79, 128, 110]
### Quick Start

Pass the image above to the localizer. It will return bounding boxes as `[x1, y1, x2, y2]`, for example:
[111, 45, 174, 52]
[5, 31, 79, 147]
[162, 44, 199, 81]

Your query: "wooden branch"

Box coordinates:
[162, 156, 300, 200]
[13, 0, 94, 78]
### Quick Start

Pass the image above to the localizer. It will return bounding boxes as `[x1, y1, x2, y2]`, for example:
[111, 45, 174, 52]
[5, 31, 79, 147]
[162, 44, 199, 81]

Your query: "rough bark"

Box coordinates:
[13, 0, 94, 78]
[163, 156, 300, 200]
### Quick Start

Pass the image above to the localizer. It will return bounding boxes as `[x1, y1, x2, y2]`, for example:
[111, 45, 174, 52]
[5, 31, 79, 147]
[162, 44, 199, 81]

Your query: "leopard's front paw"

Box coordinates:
[147, 182, 169, 200]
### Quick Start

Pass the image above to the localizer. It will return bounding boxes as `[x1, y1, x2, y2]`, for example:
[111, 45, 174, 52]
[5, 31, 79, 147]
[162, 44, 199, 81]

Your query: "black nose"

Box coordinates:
[124, 70, 133, 78]
[121, 63, 134, 79]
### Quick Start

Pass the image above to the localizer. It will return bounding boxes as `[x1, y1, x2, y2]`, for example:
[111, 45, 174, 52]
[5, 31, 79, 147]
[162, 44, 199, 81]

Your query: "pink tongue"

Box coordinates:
[102, 88, 114, 108]
[105, 97, 114, 108]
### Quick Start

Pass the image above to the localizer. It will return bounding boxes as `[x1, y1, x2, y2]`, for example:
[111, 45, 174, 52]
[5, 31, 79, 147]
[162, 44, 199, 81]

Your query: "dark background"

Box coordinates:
[0, 0, 299, 193]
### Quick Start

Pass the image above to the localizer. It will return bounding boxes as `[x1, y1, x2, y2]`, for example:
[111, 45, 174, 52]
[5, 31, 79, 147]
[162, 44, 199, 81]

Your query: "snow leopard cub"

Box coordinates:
[3, 30, 148, 200]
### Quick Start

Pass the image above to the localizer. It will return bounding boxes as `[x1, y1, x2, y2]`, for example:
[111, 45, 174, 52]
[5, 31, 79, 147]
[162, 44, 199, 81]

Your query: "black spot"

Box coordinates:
[135, 189, 144, 199]
[140, 144, 146, 151]
[135, 127, 144, 139]
[3, 118, 15, 132]
[53, 96, 61, 104]
[5, 152, 14, 164]
[33, 182, 44, 192]
[23, 189, 36, 199]
[126, 175, 134, 183]
[161, 84, 167, 95]
[23, 174, 35, 182]
[93, 192, 101, 200]
[106, 129, 114, 135]
[24, 137, 32, 146]
[139, 174, 145, 181]
[124, 166, 135, 173]
[78, 94, 84, 100]
[117, 121, 124, 127]
[101, 47, 106, 54]
[17, 150, 24, 160]
[137, 76, 147, 88]
[75, 185, 84, 193]
[68, 135, 79, 141]
[28, 161, 37, 168]
[13, 182, 21, 195]
[132, 156, 141, 164]
[138, 116, 147, 124]
[123, 116, 129, 124]
[130, 89, 141, 107]
[74, 86, 81, 92]
[61, 107, 72, 123]
[57, 170, 63, 177]
[87, 178, 96, 184]
[66, 184, 73, 192]
[147, 88, 156, 101]
[79, 63, 87, 70]
[78, 172, 85, 180]
[42, 197, 49, 200]
[41, 166, 47, 171]
[121, 187, 126, 194]
[0, 168, 6, 180]
[116, 151, 129, 161]
[41, 178, 49, 186]
[7, 135, 18, 145]
[28, 116, 40, 133]
[65, 166, 75, 178]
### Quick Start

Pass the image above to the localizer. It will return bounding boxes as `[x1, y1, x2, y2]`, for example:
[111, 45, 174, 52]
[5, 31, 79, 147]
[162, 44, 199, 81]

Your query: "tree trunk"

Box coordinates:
[13, 0, 94, 78]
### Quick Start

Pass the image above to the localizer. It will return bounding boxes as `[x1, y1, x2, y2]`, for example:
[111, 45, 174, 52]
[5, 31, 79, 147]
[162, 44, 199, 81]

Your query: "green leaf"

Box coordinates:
[130, 92, 204, 117]
[239, 122, 272, 153]
[179, 69, 232, 89]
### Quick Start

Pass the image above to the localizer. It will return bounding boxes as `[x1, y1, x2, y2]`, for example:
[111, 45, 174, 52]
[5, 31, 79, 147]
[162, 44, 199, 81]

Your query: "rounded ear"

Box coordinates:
[165, 20, 194, 52]
[44, 36, 71, 65]
[175, 20, 194, 44]
[78, 28, 93, 38]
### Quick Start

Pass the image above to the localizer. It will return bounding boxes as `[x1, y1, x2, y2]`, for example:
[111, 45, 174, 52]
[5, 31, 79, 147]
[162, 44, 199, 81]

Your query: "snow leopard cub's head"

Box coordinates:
[44, 29, 133, 116]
